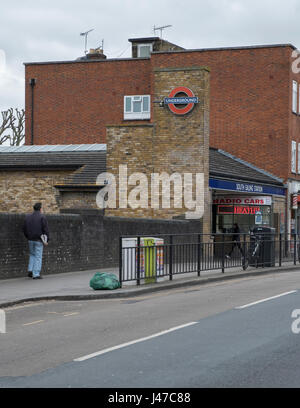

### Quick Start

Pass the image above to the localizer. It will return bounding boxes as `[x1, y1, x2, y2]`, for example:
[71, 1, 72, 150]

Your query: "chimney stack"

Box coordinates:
[86, 47, 107, 60]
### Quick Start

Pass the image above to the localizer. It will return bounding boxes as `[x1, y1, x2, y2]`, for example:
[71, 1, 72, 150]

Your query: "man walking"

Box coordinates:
[23, 202, 49, 279]
[225, 223, 244, 259]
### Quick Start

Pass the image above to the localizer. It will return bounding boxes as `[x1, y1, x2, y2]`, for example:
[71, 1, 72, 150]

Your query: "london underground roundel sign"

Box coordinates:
[164, 86, 198, 115]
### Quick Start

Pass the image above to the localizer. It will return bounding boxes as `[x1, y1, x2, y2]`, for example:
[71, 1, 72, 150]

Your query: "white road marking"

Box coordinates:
[0, 309, 6, 334]
[74, 322, 198, 362]
[235, 290, 298, 309]
[22, 320, 44, 326]
[63, 312, 79, 317]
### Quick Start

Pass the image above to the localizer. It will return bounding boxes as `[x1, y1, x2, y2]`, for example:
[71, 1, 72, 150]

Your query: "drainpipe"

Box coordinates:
[29, 78, 36, 145]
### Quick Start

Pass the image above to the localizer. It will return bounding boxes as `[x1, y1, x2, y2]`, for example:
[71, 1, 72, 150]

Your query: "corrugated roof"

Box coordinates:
[0, 144, 106, 153]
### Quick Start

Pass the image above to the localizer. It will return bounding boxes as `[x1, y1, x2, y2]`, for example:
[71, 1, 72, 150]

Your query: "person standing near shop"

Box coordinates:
[23, 202, 49, 279]
[225, 223, 243, 259]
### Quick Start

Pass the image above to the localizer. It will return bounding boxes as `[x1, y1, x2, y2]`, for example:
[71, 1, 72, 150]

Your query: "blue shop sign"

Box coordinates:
[209, 178, 286, 196]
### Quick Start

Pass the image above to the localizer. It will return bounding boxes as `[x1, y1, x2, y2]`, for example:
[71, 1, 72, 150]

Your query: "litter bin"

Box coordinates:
[143, 238, 164, 283]
[122, 237, 164, 283]
[250, 226, 275, 267]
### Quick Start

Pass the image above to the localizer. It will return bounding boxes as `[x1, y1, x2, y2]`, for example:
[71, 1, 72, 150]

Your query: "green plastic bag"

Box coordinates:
[90, 272, 121, 290]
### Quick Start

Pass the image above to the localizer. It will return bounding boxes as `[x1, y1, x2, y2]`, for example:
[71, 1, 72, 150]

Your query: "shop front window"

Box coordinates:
[215, 205, 271, 233]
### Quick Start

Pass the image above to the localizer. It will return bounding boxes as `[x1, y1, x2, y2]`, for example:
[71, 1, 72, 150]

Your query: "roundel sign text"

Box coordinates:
[164, 86, 198, 115]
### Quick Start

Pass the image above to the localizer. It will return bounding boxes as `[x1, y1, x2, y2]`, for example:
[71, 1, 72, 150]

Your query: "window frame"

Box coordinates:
[292, 80, 298, 113]
[137, 43, 153, 58]
[124, 95, 151, 120]
[292, 140, 297, 173]
[298, 143, 300, 174]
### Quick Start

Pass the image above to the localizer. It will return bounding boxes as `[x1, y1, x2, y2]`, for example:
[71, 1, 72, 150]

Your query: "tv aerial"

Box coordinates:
[153, 25, 172, 38]
[80, 29, 94, 55]
[95, 39, 104, 53]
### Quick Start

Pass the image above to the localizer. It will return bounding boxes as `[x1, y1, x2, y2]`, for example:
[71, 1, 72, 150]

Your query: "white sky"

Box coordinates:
[1, 0, 300, 112]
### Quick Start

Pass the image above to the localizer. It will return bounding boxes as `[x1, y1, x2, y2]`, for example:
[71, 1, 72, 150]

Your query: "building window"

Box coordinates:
[293, 80, 298, 113]
[137, 43, 153, 58]
[124, 95, 151, 120]
[298, 144, 300, 174]
[292, 140, 297, 173]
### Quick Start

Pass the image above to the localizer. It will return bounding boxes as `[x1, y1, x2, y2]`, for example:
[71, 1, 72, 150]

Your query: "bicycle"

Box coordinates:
[242, 233, 263, 270]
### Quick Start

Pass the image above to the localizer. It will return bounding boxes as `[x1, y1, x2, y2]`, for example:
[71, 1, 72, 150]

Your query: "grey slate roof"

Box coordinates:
[209, 148, 284, 186]
[0, 145, 284, 189]
[0, 148, 106, 188]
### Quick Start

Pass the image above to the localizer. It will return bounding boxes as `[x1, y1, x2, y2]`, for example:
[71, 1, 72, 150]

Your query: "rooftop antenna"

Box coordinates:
[96, 39, 104, 53]
[153, 25, 172, 38]
[80, 29, 94, 55]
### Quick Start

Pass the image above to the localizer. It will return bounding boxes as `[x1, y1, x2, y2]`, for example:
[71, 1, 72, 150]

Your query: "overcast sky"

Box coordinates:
[1, 0, 300, 112]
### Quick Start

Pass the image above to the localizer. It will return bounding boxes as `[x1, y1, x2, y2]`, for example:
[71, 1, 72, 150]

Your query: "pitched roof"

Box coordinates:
[0, 145, 106, 188]
[0, 144, 284, 189]
[209, 148, 284, 186]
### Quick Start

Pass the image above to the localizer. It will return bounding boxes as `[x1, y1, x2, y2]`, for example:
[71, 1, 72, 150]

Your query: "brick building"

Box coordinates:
[0, 144, 285, 236]
[22, 37, 298, 233]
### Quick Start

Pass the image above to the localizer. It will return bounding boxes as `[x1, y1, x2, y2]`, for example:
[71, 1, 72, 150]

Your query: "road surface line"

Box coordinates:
[74, 322, 198, 362]
[235, 290, 298, 309]
[63, 312, 79, 317]
[22, 320, 44, 326]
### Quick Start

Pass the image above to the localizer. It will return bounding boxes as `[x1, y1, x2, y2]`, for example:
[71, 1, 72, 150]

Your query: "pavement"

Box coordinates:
[1, 263, 300, 309]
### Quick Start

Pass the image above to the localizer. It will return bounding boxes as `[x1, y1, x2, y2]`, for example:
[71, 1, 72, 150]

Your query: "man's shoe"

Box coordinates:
[33, 276, 43, 279]
[28, 272, 33, 278]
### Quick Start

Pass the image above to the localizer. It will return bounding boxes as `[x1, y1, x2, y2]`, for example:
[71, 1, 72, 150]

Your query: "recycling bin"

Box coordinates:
[250, 226, 275, 267]
[122, 237, 164, 283]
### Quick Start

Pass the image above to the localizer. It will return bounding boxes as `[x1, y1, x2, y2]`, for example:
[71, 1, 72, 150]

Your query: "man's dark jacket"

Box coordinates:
[23, 210, 49, 242]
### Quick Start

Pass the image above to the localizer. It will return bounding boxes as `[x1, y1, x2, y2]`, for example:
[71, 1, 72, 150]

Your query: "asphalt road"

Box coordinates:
[1, 270, 300, 388]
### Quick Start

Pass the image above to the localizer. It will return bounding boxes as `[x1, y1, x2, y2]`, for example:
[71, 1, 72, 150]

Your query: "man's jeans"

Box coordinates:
[28, 241, 44, 277]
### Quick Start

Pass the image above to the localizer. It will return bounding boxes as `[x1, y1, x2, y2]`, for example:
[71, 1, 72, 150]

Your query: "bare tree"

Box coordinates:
[0, 108, 25, 146]
[9, 108, 25, 146]
[0, 109, 12, 145]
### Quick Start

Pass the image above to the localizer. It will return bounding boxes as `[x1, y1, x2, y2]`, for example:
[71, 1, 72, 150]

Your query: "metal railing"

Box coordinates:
[119, 233, 300, 287]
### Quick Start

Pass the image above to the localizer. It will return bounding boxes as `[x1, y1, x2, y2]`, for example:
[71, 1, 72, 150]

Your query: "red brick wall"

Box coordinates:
[150, 46, 297, 182]
[289, 51, 300, 178]
[25, 45, 300, 182]
[25, 59, 152, 145]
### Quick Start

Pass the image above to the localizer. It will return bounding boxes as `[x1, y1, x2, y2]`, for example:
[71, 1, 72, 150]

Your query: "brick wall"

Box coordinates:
[105, 67, 210, 229]
[106, 124, 154, 218]
[150, 46, 297, 182]
[0, 170, 102, 214]
[59, 191, 99, 211]
[25, 59, 151, 145]
[0, 211, 202, 279]
[0, 170, 71, 213]
[25, 45, 300, 182]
